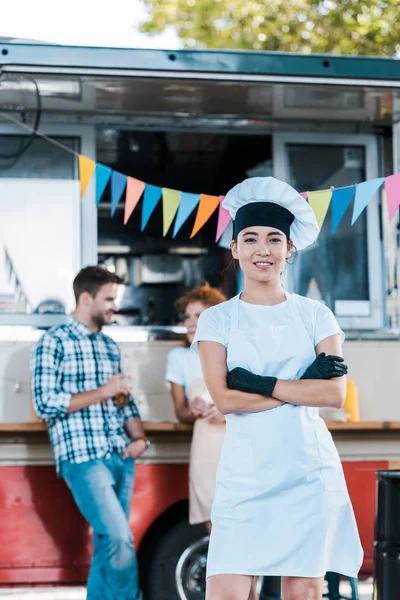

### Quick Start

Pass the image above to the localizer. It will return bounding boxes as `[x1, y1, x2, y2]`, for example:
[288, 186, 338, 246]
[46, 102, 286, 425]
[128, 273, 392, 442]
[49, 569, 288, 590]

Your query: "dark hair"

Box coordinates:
[286, 242, 298, 265]
[174, 282, 227, 314]
[73, 266, 124, 303]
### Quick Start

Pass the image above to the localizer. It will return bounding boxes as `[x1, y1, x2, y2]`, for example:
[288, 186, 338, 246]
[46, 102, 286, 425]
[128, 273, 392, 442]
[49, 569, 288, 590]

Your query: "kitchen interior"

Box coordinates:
[96, 129, 274, 325]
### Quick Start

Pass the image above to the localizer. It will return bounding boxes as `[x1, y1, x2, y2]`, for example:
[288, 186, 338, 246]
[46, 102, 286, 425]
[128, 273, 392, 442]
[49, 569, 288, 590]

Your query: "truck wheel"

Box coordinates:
[145, 519, 208, 600]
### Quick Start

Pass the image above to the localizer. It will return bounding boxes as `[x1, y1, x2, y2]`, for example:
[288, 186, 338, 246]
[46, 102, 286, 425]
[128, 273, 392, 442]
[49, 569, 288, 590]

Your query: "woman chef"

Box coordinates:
[192, 177, 363, 600]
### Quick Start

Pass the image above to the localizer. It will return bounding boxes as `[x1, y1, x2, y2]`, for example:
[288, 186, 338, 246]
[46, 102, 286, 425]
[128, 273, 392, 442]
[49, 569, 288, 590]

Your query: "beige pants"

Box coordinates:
[189, 417, 226, 525]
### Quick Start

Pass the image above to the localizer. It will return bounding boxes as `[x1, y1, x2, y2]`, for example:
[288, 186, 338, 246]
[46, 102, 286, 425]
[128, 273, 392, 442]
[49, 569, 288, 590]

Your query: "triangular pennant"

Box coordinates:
[215, 197, 232, 242]
[173, 192, 200, 237]
[351, 178, 385, 225]
[307, 189, 332, 230]
[384, 174, 400, 222]
[190, 194, 221, 238]
[124, 177, 145, 225]
[141, 184, 162, 231]
[218, 220, 233, 249]
[78, 154, 96, 199]
[162, 188, 181, 236]
[95, 163, 112, 206]
[110, 171, 128, 217]
[331, 186, 356, 235]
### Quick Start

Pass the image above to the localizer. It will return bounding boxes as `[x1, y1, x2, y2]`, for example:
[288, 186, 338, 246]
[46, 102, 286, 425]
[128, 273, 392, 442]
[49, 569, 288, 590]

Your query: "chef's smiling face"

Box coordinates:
[183, 301, 208, 344]
[232, 226, 293, 283]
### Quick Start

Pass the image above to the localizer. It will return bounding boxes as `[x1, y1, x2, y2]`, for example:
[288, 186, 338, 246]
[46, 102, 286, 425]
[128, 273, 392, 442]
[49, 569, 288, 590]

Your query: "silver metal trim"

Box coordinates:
[2, 65, 400, 88]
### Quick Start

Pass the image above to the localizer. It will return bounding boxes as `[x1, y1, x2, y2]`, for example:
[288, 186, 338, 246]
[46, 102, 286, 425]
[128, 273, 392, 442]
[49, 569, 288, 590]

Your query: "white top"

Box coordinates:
[201, 291, 362, 579]
[192, 293, 344, 353]
[165, 346, 203, 396]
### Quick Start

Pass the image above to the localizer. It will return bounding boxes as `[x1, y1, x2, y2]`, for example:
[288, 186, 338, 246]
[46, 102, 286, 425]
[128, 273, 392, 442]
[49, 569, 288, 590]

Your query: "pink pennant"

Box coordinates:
[124, 177, 145, 225]
[300, 192, 308, 200]
[385, 174, 400, 222]
[215, 196, 231, 242]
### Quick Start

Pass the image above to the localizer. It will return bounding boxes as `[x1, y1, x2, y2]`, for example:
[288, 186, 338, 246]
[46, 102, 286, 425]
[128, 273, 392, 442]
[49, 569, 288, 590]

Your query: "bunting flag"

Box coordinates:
[6, 107, 399, 242]
[215, 197, 231, 242]
[384, 173, 400, 222]
[78, 154, 96, 199]
[162, 188, 181, 236]
[173, 192, 200, 237]
[95, 163, 112, 207]
[110, 171, 128, 217]
[190, 194, 221, 238]
[331, 186, 356, 235]
[77, 153, 400, 240]
[218, 220, 233, 249]
[141, 184, 162, 231]
[351, 178, 385, 225]
[307, 189, 332, 230]
[124, 177, 145, 225]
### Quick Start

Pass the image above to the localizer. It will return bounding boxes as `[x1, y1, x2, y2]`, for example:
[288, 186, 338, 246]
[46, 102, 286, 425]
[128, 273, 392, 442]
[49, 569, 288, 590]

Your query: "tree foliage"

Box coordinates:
[140, 0, 400, 56]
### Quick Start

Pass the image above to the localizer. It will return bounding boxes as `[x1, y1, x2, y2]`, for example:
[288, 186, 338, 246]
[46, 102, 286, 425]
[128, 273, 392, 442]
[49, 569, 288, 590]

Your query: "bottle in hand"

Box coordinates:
[115, 354, 131, 406]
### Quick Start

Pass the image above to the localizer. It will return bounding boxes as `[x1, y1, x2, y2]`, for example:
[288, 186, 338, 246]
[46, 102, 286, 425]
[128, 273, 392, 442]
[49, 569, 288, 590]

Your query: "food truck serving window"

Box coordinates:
[0, 136, 80, 321]
[274, 132, 384, 331]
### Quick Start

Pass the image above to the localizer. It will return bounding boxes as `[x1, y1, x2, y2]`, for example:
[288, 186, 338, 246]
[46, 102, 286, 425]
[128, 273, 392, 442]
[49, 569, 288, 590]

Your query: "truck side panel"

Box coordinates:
[0, 463, 189, 584]
[0, 461, 385, 584]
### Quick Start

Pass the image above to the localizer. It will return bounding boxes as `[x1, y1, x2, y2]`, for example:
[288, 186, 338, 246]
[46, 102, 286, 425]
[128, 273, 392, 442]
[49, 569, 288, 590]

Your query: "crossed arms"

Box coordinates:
[198, 334, 346, 415]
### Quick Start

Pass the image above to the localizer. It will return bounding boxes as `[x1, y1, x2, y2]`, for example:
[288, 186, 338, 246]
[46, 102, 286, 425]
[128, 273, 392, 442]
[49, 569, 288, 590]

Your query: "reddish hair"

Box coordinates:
[174, 282, 226, 314]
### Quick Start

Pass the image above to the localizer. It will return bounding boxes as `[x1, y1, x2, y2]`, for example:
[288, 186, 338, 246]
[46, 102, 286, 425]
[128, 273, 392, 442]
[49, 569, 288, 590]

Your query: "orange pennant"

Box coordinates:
[190, 194, 221, 238]
[124, 177, 145, 225]
[78, 154, 96, 199]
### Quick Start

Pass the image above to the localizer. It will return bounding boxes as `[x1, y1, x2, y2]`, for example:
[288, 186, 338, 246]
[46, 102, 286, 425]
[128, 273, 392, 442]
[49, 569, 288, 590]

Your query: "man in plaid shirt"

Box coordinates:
[31, 266, 147, 600]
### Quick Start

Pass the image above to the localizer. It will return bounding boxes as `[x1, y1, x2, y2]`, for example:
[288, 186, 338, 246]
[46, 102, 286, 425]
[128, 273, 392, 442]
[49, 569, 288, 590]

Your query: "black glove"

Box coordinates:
[301, 352, 348, 380]
[227, 367, 277, 397]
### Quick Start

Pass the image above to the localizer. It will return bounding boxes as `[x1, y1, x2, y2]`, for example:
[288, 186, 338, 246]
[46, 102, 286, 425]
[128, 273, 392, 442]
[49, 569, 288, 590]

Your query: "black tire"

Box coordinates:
[145, 519, 208, 600]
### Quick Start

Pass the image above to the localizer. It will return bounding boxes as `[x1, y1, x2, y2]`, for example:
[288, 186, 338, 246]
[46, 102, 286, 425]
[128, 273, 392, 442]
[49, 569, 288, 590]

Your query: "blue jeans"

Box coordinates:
[61, 452, 140, 600]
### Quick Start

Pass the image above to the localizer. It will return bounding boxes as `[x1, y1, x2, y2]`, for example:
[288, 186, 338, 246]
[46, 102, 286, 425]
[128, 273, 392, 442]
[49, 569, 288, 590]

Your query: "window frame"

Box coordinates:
[0, 121, 96, 327]
[273, 131, 384, 331]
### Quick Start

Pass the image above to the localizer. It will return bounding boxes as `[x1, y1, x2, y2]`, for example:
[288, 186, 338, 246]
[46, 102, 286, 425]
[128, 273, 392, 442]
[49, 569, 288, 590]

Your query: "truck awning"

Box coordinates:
[0, 43, 399, 125]
[1, 43, 400, 85]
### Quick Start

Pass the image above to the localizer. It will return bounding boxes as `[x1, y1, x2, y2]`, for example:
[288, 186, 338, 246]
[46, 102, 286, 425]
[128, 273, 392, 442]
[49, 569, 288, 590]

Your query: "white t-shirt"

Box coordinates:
[192, 293, 344, 352]
[165, 346, 203, 397]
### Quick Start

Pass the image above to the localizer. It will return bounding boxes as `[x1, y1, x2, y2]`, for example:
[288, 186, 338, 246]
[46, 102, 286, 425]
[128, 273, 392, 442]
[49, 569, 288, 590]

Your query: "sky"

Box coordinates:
[1, 0, 180, 49]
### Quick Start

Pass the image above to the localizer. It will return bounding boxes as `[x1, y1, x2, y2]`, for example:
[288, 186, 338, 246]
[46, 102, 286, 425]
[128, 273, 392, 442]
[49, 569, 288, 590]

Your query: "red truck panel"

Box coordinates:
[0, 463, 188, 584]
[0, 460, 386, 584]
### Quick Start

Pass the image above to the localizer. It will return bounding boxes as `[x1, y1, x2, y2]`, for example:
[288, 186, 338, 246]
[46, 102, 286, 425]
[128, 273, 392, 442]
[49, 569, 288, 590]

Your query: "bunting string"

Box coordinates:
[1, 110, 399, 242]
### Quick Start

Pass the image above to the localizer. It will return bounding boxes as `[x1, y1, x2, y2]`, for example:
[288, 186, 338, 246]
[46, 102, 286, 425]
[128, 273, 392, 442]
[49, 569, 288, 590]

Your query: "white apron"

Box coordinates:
[188, 377, 226, 524]
[206, 292, 363, 578]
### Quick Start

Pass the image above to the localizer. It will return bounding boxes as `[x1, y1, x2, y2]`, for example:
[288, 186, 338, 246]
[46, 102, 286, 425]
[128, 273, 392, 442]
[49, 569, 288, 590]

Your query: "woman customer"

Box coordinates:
[193, 177, 363, 600]
[165, 283, 227, 532]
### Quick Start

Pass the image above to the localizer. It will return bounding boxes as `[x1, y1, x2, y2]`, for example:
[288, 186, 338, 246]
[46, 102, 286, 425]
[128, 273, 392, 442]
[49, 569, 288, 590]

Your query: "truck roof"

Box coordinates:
[1, 41, 400, 85]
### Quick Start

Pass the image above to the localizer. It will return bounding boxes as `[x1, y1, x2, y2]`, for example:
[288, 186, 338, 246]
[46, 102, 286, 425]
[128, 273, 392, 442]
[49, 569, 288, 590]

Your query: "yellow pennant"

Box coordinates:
[78, 154, 96, 199]
[307, 189, 332, 230]
[162, 188, 181, 236]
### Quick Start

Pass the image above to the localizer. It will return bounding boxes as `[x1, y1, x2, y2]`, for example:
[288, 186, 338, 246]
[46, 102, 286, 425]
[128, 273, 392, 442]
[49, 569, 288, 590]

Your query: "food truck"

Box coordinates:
[0, 40, 399, 599]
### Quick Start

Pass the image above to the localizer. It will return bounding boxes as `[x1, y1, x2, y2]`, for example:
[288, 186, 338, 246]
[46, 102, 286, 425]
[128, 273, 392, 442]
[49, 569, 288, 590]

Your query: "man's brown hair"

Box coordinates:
[174, 282, 227, 314]
[73, 266, 124, 303]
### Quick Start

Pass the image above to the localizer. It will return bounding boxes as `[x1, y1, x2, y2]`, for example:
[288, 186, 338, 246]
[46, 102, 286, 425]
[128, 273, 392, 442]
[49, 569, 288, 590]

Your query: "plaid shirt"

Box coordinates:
[31, 319, 140, 474]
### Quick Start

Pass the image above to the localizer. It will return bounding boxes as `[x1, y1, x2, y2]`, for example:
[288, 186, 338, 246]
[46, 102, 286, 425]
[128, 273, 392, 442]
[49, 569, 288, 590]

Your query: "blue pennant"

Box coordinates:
[173, 192, 200, 237]
[110, 171, 128, 217]
[141, 184, 162, 231]
[331, 186, 355, 235]
[95, 163, 112, 207]
[351, 178, 385, 225]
